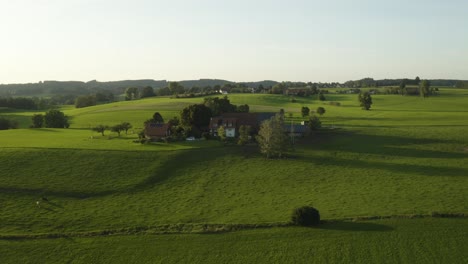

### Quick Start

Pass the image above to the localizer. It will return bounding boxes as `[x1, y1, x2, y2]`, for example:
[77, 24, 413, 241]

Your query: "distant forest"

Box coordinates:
[0, 79, 280, 97]
[0, 78, 467, 109]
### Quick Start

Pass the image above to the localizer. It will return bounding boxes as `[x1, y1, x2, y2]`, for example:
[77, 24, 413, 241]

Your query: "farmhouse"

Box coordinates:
[144, 123, 171, 140]
[209, 112, 275, 137]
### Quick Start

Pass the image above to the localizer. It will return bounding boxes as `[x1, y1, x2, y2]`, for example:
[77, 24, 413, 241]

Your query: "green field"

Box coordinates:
[1, 89, 467, 263]
[1, 218, 466, 263]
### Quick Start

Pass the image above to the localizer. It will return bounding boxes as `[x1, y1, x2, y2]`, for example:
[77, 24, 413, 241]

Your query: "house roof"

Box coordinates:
[284, 124, 310, 133]
[209, 112, 276, 130]
[145, 123, 171, 137]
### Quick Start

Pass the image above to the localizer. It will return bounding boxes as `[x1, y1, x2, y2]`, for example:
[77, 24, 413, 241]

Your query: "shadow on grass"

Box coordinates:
[28, 128, 62, 132]
[47, 201, 63, 209]
[0, 147, 236, 199]
[319, 221, 393, 232]
[306, 130, 464, 159]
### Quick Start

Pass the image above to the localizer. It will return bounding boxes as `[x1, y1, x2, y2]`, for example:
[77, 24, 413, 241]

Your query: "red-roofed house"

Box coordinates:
[144, 123, 172, 140]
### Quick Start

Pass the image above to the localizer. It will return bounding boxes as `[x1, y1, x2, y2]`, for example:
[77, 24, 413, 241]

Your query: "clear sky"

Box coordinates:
[0, 0, 467, 83]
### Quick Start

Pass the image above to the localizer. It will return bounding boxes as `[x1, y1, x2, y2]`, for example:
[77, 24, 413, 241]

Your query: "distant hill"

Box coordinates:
[1, 78, 466, 97]
[0, 80, 167, 97]
[0, 79, 279, 97]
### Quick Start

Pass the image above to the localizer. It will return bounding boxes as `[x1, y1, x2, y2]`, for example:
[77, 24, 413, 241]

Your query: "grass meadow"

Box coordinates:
[0, 88, 467, 263]
[1, 218, 466, 263]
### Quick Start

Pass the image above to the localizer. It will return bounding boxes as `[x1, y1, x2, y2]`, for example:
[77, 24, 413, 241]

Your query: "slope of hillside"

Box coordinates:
[0, 89, 467, 262]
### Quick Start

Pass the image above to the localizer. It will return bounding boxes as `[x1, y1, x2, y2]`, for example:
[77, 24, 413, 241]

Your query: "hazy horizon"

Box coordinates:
[1, 0, 467, 84]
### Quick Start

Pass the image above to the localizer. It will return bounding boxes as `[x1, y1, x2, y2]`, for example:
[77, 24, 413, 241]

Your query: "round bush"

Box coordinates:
[291, 206, 320, 226]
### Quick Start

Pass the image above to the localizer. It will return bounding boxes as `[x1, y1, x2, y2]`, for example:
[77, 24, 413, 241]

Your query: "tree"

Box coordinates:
[120, 122, 132, 135]
[204, 96, 237, 116]
[152, 112, 164, 124]
[92, 124, 108, 136]
[111, 124, 124, 137]
[420, 80, 431, 97]
[75, 95, 96, 108]
[237, 125, 251, 146]
[125, 87, 139, 100]
[168, 116, 180, 126]
[316, 107, 326, 116]
[291, 206, 320, 226]
[217, 126, 226, 143]
[301, 106, 310, 117]
[279, 109, 285, 119]
[358, 92, 373, 110]
[400, 79, 406, 90]
[308, 115, 321, 130]
[140, 86, 155, 98]
[271, 83, 285, 94]
[180, 104, 212, 137]
[256, 114, 289, 158]
[318, 93, 326, 101]
[0, 117, 18, 130]
[168, 82, 185, 95]
[415, 76, 421, 85]
[237, 104, 249, 113]
[44, 109, 69, 128]
[31, 114, 44, 128]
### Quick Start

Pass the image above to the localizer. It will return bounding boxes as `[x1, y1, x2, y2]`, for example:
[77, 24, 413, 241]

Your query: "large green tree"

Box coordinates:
[111, 124, 125, 137]
[92, 124, 108, 136]
[168, 82, 185, 95]
[31, 114, 44, 128]
[120, 122, 132, 135]
[75, 95, 96, 108]
[420, 80, 431, 97]
[204, 96, 237, 116]
[316, 107, 326, 116]
[237, 125, 251, 146]
[301, 106, 310, 117]
[217, 126, 226, 143]
[358, 92, 373, 110]
[0, 117, 18, 130]
[308, 115, 322, 131]
[125, 87, 139, 101]
[152, 112, 164, 124]
[256, 114, 289, 158]
[180, 104, 212, 137]
[44, 109, 69, 128]
[140, 86, 155, 98]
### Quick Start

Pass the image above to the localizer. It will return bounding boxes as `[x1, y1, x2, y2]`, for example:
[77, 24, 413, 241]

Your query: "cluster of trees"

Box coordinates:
[419, 80, 435, 97]
[75, 92, 114, 108]
[124, 86, 155, 100]
[256, 111, 323, 158]
[0, 97, 38, 109]
[92, 122, 132, 136]
[126, 82, 222, 99]
[344, 77, 422, 88]
[140, 96, 251, 140]
[0, 117, 18, 130]
[455, 81, 468, 88]
[204, 96, 249, 115]
[176, 96, 250, 137]
[301, 106, 326, 117]
[0, 80, 166, 98]
[0, 94, 113, 110]
[31, 110, 69, 128]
